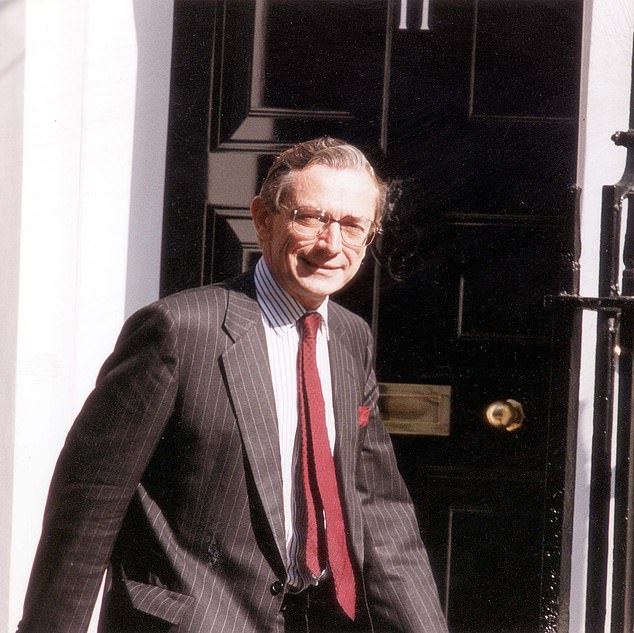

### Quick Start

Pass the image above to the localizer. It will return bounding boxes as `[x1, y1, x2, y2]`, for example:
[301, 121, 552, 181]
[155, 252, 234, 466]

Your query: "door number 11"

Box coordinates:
[399, 0, 431, 30]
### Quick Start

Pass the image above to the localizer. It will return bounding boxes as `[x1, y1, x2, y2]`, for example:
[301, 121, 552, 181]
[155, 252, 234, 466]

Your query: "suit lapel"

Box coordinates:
[328, 308, 366, 564]
[219, 278, 367, 571]
[220, 277, 287, 566]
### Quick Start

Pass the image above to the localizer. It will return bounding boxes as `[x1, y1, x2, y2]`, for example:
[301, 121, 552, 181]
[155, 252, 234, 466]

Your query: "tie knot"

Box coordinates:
[300, 312, 321, 340]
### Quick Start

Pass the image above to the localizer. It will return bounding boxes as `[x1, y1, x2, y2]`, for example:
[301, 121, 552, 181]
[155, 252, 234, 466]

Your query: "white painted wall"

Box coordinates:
[3, 2, 174, 631]
[0, 1, 26, 630]
[571, 0, 634, 630]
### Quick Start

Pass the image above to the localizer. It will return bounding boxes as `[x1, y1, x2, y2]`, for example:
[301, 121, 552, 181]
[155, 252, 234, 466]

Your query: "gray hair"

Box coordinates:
[259, 137, 387, 224]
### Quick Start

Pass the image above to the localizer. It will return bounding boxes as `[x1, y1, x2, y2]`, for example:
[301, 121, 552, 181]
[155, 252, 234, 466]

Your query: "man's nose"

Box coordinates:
[318, 221, 343, 251]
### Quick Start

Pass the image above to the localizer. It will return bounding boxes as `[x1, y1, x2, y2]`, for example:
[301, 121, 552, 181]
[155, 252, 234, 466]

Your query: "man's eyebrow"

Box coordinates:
[340, 213, 373, 222]
[294, 206, 373, 221]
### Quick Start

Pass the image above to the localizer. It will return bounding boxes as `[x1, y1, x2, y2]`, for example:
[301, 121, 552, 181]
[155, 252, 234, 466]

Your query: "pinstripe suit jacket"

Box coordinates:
[18, 273, 447, 633]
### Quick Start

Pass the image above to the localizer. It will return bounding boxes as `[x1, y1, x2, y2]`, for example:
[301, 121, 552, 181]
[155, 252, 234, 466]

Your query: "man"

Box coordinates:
[18, 138, 448, 632]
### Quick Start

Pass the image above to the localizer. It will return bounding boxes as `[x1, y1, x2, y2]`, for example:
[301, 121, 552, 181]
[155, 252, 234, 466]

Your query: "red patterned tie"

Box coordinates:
[297, 312, 356, 620]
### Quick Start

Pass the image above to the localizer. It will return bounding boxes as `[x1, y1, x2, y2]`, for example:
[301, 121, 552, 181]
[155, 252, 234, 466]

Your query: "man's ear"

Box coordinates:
[250, 195, 273, 242]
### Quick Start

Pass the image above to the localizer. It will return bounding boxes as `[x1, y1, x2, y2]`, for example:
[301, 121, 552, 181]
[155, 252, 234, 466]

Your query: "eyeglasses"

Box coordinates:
[285, 207, 380, 247]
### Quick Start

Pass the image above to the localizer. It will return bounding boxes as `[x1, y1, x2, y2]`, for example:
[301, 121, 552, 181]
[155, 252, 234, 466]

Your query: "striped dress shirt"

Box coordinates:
[254, 258, 335, 591]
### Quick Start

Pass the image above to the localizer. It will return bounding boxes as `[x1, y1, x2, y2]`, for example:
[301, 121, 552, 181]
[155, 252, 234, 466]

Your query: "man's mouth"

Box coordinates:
[299, 256, 341, 272]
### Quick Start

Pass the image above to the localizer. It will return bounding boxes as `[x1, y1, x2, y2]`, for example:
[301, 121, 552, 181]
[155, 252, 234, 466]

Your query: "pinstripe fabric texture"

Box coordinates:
[17, 272, 448, 633]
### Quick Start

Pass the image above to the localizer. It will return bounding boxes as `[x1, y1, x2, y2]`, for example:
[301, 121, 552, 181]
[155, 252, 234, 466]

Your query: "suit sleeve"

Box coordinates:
[17, 302, 180, 633]
[356, 326, 448, 633]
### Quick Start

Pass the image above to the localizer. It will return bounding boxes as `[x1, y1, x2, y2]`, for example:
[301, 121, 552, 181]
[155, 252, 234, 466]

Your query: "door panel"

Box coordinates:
[211, 0, 386, 152]
[162, 1, 583, 630]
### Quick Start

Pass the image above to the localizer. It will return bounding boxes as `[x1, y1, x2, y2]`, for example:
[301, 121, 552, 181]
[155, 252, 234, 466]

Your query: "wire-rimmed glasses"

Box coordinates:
[285, 207, 380, 247]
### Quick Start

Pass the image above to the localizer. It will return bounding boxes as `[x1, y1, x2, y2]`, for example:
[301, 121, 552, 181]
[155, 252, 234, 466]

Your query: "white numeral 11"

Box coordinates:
[399, 0, 430, 30]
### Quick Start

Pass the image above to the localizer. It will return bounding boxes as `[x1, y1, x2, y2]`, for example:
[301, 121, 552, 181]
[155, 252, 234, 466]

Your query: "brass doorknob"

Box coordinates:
[484, 399, 525, 432]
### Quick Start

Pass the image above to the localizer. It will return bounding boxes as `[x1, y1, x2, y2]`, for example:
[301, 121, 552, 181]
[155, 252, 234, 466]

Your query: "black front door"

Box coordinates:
[162, 2, 583, 630]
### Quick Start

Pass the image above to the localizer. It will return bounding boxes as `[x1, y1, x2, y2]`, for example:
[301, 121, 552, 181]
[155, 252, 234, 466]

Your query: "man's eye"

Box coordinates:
[342, 221, 368, 234]
[296, 213, 325, 224]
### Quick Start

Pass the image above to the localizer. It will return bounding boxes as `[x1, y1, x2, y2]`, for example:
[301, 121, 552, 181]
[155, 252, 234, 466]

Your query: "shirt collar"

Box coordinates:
[254, 258, 329, 338]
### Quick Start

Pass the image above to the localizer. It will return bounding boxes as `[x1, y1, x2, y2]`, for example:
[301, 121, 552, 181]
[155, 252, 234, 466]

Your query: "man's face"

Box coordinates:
[252, 164, 379, 310]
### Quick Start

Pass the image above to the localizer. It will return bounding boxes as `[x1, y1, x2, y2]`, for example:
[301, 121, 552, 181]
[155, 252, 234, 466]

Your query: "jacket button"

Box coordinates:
[270, 580, 284, 596]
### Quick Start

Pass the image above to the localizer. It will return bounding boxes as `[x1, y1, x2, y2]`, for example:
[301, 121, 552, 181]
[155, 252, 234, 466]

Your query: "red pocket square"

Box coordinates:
[358, 406, 370, 428]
